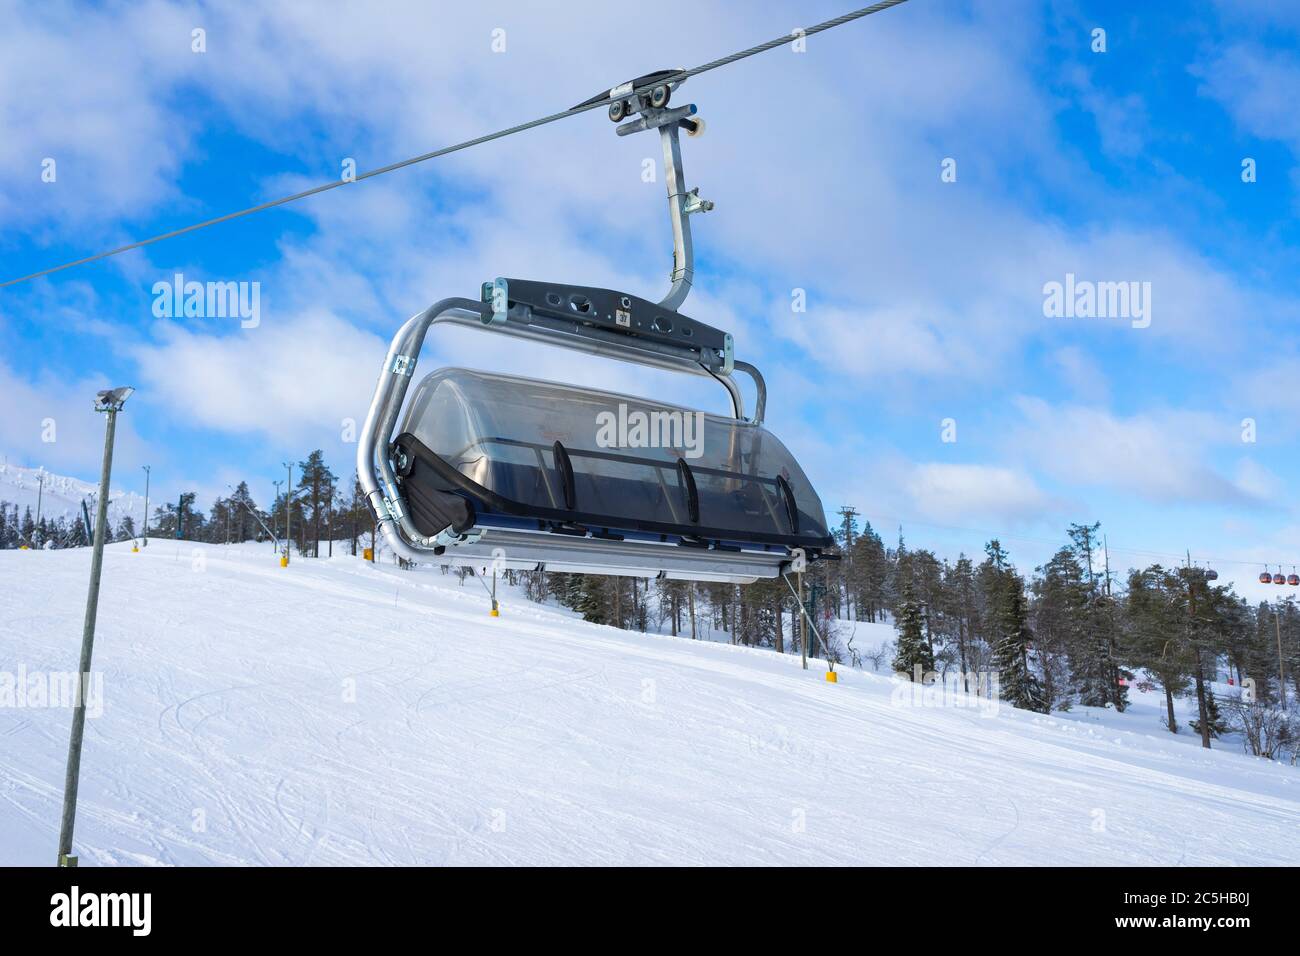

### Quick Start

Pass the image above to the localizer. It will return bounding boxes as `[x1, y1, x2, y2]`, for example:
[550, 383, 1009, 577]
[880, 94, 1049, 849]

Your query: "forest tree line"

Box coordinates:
[530, 516, 1298, 758]
[4, 453, 1296, 757]
[0, 450, 370, 559]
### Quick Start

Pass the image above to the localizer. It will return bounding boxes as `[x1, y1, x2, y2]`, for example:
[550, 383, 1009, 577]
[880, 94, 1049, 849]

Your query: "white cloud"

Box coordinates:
[1064, 64, 1151, 159]
[1195, 43, 1300, 154]
[131, 311, 383, 442]
[779, 303, 978, 381]
[1232, 458, 1281, 502]
[0, 358, 151, 476]
[906, 462, 1058, 526]
[1008, 397, 1261, 506]
[1050, 346, 1108, 402]
[1235, 357, 1300, 435]
[0, 0, 200, 231]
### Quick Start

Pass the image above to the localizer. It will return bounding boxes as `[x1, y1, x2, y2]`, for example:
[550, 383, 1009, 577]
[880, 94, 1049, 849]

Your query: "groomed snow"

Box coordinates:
[1, 540, 1296, 866]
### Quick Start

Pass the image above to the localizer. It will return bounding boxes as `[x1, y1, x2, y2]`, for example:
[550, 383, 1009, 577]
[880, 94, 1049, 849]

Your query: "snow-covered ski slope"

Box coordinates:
[1, 541, 1297, 866]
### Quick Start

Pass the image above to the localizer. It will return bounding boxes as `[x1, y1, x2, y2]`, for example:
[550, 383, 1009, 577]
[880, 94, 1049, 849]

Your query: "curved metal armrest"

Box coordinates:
[733, 360, 767, 426]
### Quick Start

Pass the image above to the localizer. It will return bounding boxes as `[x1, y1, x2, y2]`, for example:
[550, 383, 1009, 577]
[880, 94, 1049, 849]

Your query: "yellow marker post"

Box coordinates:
[825, 671, 838, 683]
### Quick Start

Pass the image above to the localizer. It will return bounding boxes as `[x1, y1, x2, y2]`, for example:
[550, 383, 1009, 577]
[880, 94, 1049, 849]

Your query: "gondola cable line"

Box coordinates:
[0, 0, 910, 291]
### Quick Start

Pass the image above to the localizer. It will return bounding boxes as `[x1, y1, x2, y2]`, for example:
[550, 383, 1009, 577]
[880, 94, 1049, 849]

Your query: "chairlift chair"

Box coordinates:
[358, 74, 833, 584]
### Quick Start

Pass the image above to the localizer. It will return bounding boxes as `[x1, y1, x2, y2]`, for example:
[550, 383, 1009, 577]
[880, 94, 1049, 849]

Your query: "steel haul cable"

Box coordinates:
[0, 0, 910, 290]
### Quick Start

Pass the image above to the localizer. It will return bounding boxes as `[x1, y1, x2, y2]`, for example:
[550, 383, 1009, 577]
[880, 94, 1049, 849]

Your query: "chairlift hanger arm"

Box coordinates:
[585, 70, 712, 312]
[358, 294, 766, 567]
[578, 72, 770, 424]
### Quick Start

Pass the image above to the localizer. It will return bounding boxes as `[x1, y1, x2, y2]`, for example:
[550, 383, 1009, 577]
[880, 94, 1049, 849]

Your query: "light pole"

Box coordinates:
[35, 471, 44, 547]
[140, 464, 150, 546]
[282, 462, 293, 564]
[57, 386, 133, 867]
[273, 479, 283, 547]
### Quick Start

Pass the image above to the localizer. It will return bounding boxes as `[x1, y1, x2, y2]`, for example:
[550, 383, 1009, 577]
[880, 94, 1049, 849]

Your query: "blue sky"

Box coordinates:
[2, 0, 1299, 597]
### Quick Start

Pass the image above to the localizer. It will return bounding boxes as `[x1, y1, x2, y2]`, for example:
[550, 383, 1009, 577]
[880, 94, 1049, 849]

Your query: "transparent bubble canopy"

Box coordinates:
[396, 368, 832, 549]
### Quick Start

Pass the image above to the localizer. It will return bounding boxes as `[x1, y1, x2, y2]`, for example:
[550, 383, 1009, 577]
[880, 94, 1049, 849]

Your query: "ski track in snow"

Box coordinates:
[1, 540, 1297, 866]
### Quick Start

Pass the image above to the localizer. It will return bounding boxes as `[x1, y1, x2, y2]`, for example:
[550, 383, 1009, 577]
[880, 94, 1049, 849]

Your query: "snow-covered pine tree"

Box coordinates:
[987, 548, 1046, 712]
[1190, 690, 1228, 738]
[995, 586, 1046, 711]
[115, 515, 136, 542]
[1062, 522, 1126, 710]
[1124, 566, 1195, 732]
[942, 555, 978, 683]
[1030, 547, 1085, 711]
[62, 516, 86, 549]
[892, 581, 933, 681]
[573, 576, 614, 625]
[296, 451, 337, 557]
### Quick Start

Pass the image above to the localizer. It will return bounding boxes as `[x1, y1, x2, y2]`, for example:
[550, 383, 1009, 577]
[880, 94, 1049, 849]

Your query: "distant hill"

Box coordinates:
[0, 459, 150, 531]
